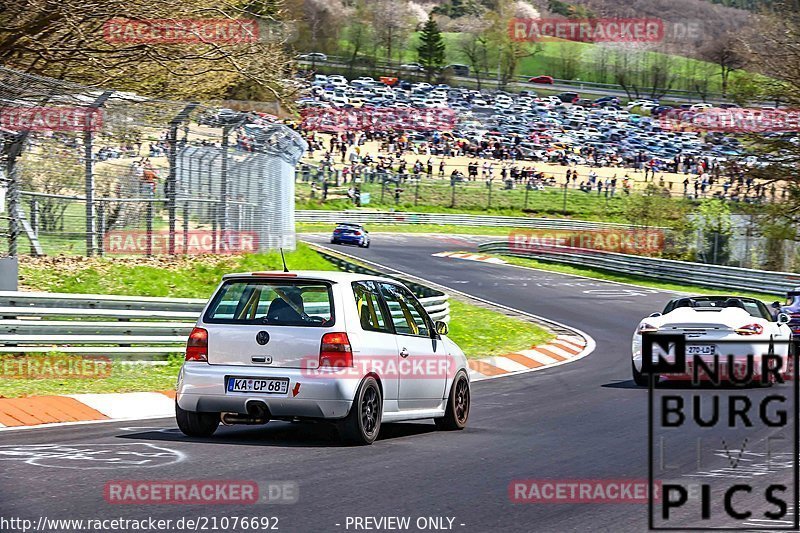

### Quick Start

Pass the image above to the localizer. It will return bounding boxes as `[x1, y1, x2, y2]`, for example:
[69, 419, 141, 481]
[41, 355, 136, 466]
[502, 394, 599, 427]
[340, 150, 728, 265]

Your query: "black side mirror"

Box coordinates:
[772, 301, 782, 310]
[434, 320, 449, 336]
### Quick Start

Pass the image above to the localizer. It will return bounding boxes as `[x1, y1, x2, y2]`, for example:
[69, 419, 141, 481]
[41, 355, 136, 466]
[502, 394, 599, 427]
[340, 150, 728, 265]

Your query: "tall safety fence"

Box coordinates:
[0, 66, 306, 258]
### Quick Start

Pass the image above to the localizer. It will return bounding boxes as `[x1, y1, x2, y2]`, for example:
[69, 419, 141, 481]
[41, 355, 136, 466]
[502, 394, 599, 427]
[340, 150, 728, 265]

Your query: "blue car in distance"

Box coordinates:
[331, 223, 370, 248]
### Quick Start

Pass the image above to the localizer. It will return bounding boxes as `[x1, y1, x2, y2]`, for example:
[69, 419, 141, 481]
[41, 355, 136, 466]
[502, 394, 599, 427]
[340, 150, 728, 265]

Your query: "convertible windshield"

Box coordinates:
[204, 280, 333, 326]
[664, 296, 773, 320]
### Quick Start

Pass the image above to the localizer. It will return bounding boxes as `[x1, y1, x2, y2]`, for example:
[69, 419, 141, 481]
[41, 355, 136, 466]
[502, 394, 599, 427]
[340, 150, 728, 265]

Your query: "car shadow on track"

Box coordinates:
[115, 421, 439, 448]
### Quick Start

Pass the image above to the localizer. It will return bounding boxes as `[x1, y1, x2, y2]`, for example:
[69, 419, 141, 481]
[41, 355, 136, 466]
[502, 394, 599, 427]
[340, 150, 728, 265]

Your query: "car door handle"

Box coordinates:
[400, 348, 409, 358]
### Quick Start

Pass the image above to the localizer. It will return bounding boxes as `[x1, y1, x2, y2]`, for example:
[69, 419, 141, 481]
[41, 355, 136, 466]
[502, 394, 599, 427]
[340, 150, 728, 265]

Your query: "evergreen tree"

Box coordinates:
[417, 15, 446, 82]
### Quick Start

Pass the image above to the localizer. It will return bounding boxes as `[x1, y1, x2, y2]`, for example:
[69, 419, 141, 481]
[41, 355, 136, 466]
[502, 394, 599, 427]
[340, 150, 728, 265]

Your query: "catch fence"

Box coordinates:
[0, 66, 306, 259]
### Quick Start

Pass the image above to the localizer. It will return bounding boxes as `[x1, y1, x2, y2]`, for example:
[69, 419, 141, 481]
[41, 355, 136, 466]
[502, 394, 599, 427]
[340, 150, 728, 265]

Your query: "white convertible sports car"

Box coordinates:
[631, 296, 793, 385]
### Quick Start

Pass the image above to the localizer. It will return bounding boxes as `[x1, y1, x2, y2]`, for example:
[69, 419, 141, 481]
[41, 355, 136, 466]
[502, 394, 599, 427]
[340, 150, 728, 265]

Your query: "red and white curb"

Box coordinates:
[0, 391, 176, 431]
[432, 251, 507, 264]
[469, 335, 589, 381]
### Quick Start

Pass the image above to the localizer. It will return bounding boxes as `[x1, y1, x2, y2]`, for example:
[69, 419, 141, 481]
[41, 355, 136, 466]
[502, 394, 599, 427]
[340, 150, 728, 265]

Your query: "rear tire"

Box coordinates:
[176, 402, 220, 437]
[632, 359, 649, 387]
[435, 373, 470, 430]
[339, 377, 382, 445]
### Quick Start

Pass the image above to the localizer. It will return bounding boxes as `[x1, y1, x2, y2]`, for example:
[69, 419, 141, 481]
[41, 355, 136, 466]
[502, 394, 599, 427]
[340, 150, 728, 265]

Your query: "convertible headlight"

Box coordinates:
[735, 323, 764, 336]
[637, 322, 659, 335]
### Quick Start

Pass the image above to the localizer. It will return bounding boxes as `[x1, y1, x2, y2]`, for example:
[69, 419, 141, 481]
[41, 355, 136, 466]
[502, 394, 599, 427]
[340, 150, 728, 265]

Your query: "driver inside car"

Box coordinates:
[266, 287, 306, 323]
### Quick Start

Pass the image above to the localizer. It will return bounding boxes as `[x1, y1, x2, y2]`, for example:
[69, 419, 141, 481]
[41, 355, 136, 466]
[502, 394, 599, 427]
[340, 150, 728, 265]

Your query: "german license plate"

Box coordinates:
[687, 345, 716, 356]
[226, 377, 289, 394]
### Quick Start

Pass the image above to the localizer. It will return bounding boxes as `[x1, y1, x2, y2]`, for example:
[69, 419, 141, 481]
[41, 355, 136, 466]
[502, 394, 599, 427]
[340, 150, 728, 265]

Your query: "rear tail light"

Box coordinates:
[637, 322, 659, 335]
[354, 231, 362, 236]
[735, 323, 764, 336]
[185, 327, 208, 361]
[319, 332, 353, 367]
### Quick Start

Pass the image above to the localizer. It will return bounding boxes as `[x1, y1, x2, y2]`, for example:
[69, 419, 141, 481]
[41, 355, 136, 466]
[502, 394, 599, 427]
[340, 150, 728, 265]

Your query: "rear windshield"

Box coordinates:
[204, 280, 334, 326]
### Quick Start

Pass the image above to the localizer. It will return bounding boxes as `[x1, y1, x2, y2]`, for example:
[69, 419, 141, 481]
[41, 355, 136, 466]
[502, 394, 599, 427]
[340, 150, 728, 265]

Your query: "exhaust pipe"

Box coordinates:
[221, 401, 270, 425]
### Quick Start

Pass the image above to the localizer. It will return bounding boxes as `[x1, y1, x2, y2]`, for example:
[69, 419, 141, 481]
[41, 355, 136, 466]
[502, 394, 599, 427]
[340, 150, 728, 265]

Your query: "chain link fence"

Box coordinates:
[0, 66, 306, 259]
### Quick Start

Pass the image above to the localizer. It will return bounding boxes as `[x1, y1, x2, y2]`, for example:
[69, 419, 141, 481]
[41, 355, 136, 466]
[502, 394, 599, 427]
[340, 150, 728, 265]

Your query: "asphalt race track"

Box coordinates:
[0, 233, 795, 532]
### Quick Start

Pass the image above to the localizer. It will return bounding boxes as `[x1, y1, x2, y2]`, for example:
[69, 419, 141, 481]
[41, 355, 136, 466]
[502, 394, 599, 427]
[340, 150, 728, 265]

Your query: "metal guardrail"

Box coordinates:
[0, 266, 450, 356]
[296, 210, 654, 231]
[311, 248, 450, 323]
[477, 241, 800, 296]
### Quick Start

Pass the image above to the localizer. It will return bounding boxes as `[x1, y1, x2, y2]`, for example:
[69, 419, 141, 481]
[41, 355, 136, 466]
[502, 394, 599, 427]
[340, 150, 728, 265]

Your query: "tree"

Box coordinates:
[457, 20, 491, 90]
[697, 198, 733, 265]
[701, 32, 746, 96]
[417, 15, 446, 82]
[432, 0, 484, 18]
[727, 2, 800, 254]
[341, 0, 375, 72]
[484, 0, 542, 89]
[0, 0, 295, 102]
[372, 0, 414, 66]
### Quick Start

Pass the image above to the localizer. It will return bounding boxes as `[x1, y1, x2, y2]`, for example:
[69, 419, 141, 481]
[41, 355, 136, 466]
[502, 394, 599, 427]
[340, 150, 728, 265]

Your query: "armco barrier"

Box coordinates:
[296, 210, 654, 231]
[310, 246, 450, 323]
[0, 264, 449, 357]
[478, 241, 800, 296]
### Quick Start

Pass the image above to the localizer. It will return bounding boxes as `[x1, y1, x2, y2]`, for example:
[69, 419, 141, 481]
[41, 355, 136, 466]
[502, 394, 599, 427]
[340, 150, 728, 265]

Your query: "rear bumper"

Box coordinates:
[176, 363, 366, 419]
[332, 236, 362, 244]
[632, 340, 791, 378]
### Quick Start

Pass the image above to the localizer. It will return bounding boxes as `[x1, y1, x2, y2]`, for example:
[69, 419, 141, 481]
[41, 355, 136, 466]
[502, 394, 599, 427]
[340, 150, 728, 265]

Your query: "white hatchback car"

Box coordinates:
[176, 271, 471, 445]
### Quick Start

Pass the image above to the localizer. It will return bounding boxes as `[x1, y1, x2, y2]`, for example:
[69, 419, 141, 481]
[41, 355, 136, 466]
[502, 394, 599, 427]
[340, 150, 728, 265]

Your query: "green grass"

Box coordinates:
[447, 299, 554, 358]
[493, 254, 782, 301]
[19, 243, 336, 298]
[337, 31, 761, 95]
[0, 356, 184, 398]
